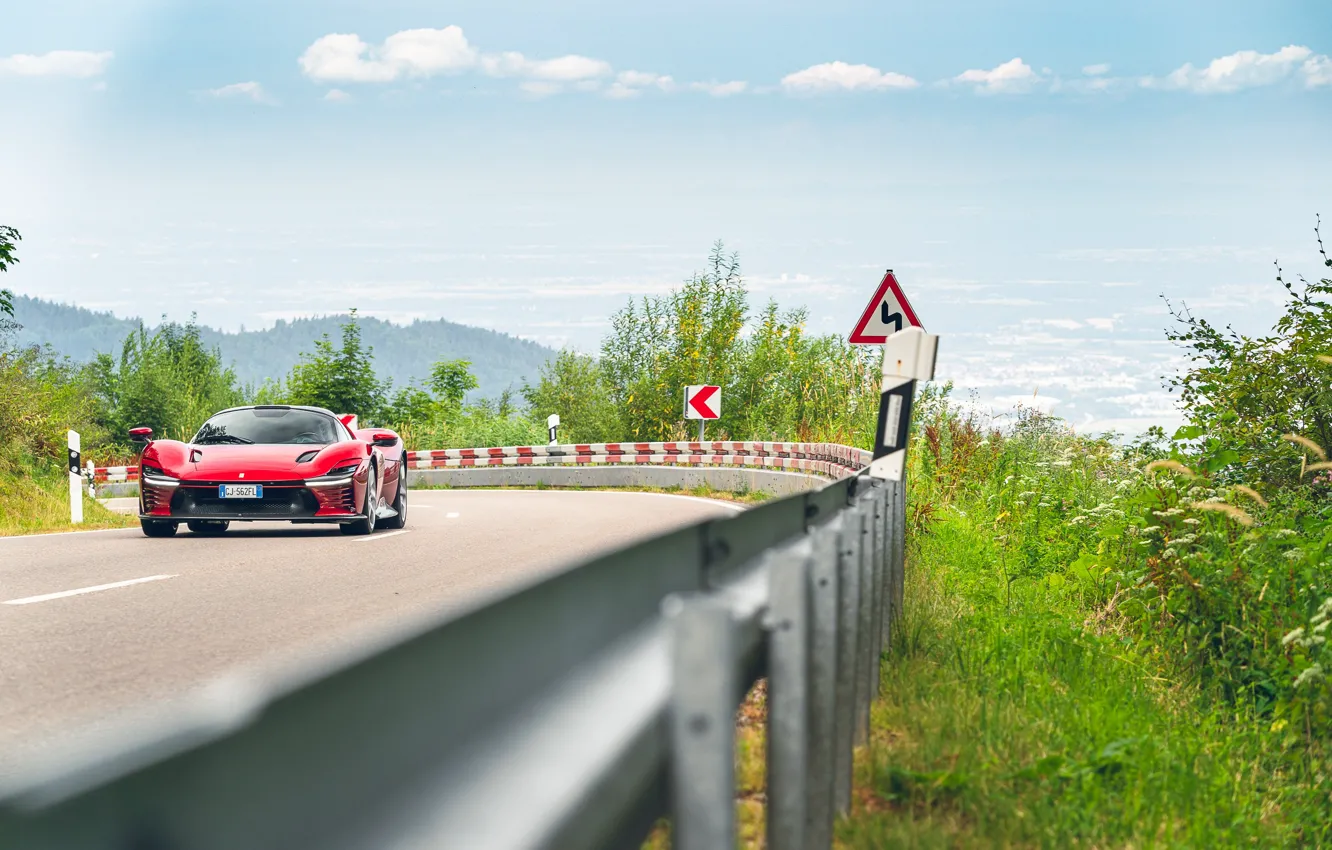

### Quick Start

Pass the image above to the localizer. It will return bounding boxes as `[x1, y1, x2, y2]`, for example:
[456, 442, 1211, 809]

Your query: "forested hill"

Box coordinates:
[9, 295, 554, 398]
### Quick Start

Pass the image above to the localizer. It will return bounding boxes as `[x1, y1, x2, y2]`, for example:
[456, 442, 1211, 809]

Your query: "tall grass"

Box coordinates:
[834, 388, 1331, 846]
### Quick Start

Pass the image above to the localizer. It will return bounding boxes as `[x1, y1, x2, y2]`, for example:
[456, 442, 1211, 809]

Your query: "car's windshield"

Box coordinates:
[192, 408, 343, 445]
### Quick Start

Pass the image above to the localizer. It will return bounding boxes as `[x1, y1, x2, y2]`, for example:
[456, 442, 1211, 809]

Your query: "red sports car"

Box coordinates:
[130, 405, 408, 538]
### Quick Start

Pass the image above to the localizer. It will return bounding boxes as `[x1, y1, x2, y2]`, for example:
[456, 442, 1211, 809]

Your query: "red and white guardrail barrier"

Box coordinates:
[405, 442, 872, 478]
[88, 442, 871, 486]
[89, 465, 139, 483]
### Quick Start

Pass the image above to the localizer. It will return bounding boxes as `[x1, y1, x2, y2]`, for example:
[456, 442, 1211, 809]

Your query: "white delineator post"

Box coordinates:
[86, 459, 96, 499]
[868, 327, 938, 482]
[68, 430, 83, 524]
[547, 413, 560, 446]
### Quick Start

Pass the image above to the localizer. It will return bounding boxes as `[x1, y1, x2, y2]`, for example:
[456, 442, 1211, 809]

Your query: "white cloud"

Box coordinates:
[1082, 63, 1111, 76]
[1148, 45, 1327, 93]
[0, 50, 113, 78]
[518, 80, 564, 97]
[781, 61, 918, 93]
[299, 26, 477, 83]
[1086, 317, 1116, 331]
[953, 57, 1040, 93]
[207, 81, 276, 105]
[1042, 318, 1084, 330]
[691, 80, 748, 97]
[605, 70, 675, 98]
[481, 51, 611, 81]
[323, 88, 351, 102]
[1303, 54, 1332, 88]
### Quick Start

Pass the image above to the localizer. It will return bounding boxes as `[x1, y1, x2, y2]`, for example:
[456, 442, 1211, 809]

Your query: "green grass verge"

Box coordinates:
[838, 506, 1328, 848]
[0, 470, 136, 536]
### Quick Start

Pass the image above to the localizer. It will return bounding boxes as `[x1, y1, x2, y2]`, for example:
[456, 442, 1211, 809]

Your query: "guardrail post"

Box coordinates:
[833, 501, 862, 815]
[665, 593, 737, 850]
[882, 480, 897, 650]
[806, 517, 841, 850]
[894, 478, 906, 627]
[854, 490, 875, 747]
[766, 540, 812, 850]
[867, 484, 886, 698]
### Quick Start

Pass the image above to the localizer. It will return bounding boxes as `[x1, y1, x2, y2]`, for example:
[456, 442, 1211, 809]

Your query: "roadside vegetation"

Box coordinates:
[672, 221, 1332, 848]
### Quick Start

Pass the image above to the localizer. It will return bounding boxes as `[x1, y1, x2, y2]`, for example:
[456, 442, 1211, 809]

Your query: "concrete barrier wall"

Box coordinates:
[407, 466, 826, 497]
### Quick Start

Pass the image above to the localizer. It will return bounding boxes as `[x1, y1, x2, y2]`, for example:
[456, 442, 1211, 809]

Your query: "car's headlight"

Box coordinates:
[141, 465, 180, 489]
[305, 461, 360, 487]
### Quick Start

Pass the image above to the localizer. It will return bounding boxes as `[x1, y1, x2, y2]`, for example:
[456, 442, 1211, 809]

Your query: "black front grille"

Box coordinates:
[172, 486, 318, 518]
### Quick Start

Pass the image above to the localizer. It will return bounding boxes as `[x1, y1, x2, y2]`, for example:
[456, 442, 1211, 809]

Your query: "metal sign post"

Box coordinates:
[67, 430, 82, 524]
[547, 414, 560, 446]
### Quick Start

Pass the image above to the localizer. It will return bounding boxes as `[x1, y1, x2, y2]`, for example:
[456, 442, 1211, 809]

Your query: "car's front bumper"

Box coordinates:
[140, 480, 361, 522]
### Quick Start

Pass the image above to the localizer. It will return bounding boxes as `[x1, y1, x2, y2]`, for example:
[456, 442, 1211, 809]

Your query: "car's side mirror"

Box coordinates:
[371, 432, 397, 447]
[129, 427, 153, 442]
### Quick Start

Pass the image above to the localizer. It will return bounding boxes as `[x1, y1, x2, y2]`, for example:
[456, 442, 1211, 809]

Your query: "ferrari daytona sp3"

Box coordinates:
[131, 405, 407, 537]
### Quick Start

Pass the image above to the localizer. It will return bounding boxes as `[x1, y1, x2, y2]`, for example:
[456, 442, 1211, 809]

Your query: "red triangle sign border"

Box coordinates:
[848, 270, 923, 344]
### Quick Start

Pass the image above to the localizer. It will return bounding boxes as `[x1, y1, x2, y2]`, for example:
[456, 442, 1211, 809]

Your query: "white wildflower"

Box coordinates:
[1283, 627, 1306, 646]
[1294, 664, 1325, 689]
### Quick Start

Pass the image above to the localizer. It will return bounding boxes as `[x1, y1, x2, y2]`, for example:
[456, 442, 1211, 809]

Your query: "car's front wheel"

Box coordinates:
[141, 519, 178, 538]
[187, 520, 230, 535]
[380, 459, 407, 530]
[339, 463, 378, 536]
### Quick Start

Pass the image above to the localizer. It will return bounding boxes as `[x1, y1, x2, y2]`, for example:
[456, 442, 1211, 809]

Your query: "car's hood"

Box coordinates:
[173, 442, 361, 481]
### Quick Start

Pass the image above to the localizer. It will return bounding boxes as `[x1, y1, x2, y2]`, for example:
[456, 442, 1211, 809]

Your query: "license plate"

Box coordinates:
[219, 484, 263, 499]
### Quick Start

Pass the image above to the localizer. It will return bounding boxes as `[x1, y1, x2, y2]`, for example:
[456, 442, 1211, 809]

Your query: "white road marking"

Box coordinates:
[4, 574, 177, 606]
[353, 530, 411, 543]
[446, 512, 460, 519]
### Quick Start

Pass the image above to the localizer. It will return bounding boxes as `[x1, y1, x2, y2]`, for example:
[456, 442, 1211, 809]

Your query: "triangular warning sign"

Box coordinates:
[848, 270, 923, 344]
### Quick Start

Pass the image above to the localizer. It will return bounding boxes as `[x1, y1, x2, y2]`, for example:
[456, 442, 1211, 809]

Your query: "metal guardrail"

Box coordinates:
[0, 462, 905, 850]
[407, 441, 871, 478]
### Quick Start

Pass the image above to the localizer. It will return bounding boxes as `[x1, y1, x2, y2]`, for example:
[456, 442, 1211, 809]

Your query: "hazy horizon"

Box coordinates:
[5, 1, 1330, 435]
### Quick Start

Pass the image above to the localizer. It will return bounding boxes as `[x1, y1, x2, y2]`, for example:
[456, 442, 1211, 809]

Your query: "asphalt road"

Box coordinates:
[0, 489, 739, 775]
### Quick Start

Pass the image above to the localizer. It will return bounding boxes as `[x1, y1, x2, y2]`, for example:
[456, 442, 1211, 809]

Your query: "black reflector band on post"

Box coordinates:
[872, 381, 914, 461]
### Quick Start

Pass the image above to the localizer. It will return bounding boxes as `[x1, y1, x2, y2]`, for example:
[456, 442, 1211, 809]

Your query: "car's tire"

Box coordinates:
[340, 463, 378, 536]
[187, 520, 230, 535]
[141, 519, 178, 538]
[380, 459, 407, 530]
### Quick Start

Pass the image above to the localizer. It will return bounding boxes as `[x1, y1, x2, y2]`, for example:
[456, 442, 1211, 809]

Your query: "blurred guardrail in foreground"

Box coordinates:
[15, 447, 903, 850]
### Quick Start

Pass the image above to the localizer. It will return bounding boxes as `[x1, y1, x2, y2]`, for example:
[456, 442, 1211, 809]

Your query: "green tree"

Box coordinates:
[523, 350, 622, 444]
[285, 309, 387, 418]
[0, 225, 19, 327]
[1165, 217, 1332, 485]
[91, 318, 244, 443]
[601, 240, 747, 440]
[429, 359, 479, 412]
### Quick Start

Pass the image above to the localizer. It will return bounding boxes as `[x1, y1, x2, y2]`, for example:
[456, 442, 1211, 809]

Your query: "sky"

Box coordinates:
[2, 0, 1330, 435]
